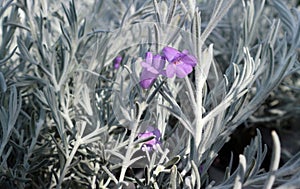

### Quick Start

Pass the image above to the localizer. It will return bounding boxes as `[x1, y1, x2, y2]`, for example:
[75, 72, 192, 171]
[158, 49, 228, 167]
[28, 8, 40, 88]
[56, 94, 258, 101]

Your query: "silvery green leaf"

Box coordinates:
[0, 71, 7, 93]
[170, 165, 178, 189]
[1, 0, 300, 188]
[164, 155, 181, 169]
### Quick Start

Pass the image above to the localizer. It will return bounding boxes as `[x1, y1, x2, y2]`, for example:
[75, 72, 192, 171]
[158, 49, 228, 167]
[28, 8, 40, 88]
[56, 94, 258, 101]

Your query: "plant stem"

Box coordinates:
[56, 139, 81, 188]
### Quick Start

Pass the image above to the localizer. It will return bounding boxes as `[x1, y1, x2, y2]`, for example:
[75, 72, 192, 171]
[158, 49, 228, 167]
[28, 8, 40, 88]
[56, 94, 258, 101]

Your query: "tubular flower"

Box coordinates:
[162, 46, 197, 78]
[139, 52, 165, 89]
[138, 126, 161, 151]
[113, 56, 122, 69]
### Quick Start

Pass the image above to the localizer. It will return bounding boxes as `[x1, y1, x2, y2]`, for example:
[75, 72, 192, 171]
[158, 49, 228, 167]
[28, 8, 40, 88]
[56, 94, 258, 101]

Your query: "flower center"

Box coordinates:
[173, 57, 182, 65]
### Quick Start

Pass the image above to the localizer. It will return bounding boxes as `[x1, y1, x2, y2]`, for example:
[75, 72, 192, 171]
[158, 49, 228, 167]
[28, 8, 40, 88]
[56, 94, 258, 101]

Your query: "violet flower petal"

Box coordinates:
[162, 46, 180, 62]
[162, 46, 198, 78]
[140, 70, 157, 89]
[139, 78, 156, 89]
[166, 63, 176, 78]
[176, 64, 193, 78]
[181, 54, 197, 66]
[138, 127, 161, 151]
[152, 129, 161, 139]
[182, 49, 189, 54]
[175, 67, 188, 78]
[141, 61, 151, 69]
[141, 62, 160, 74]
[139, 53, 165, 89]
[113, 56, 122, 69]
[152, 55, 164, 71]
[145, 52, 153, 65]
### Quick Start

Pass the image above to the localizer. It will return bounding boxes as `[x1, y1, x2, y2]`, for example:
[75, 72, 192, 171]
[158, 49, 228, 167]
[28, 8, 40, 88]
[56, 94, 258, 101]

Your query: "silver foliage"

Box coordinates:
[0, 0, 300, 188]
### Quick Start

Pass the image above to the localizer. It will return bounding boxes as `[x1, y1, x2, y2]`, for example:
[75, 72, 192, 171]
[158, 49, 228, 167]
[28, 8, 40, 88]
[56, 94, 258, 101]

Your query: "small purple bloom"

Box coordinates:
[162, 46, 197, 78]
[113, 56, 122, 69]
[139, 52, 165, 89]
[138, 126, 161, 151]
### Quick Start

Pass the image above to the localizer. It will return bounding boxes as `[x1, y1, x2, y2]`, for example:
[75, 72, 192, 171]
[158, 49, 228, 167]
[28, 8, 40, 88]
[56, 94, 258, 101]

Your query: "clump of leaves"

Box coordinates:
[1, 0, 300, 188]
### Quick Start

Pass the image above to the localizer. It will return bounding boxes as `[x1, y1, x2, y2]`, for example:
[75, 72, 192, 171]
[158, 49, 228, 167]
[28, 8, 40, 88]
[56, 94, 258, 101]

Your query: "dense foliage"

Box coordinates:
[0, 0, 300, 188]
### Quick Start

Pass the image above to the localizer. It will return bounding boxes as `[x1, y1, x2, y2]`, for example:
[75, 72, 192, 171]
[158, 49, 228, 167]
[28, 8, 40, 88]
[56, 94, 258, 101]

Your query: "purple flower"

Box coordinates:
[113, 56, 122, 69]
[162, 46, 197, 78]
[138, 126, 161, 151]
[139, 52, 165, 89]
